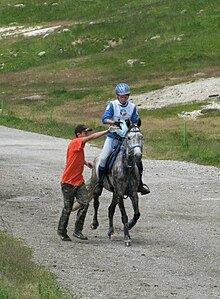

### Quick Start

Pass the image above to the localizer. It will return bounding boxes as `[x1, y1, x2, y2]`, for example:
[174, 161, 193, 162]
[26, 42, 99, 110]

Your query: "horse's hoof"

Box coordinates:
[90, 223, 98, 230]
[128, 223, 132, 230]
[108, 230, 114, 239]
[108, 233, 114, 239]
[125, 240, 131, 247]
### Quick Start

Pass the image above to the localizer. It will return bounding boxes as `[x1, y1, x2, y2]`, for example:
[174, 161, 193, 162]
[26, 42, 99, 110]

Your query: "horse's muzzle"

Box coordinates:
[134, 151, 142, 160]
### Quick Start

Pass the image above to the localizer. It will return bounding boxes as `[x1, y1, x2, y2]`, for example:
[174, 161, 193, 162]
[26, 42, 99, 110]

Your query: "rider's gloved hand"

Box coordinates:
[113, 121, 123, 129]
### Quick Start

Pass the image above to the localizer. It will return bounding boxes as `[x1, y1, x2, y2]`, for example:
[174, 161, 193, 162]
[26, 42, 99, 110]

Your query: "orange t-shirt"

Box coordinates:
[61, 137, 85, 186]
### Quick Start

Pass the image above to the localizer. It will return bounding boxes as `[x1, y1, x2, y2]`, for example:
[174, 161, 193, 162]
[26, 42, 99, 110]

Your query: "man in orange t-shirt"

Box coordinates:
[58, 124, 109, 241]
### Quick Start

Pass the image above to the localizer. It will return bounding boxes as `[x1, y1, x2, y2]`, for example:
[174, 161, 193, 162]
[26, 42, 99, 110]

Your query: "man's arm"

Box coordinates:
[82, 130, 108, 144]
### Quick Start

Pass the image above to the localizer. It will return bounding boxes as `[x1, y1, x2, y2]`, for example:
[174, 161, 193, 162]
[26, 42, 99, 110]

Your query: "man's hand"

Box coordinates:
[108, 126, 120, 133]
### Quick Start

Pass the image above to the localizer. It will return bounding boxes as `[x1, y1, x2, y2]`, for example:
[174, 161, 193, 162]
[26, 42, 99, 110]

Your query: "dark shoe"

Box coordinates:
[73, 231, 88, 240]
[94, 182, 103, 196]
[138, 183, 150, 195]
[57, 231, 71, 241]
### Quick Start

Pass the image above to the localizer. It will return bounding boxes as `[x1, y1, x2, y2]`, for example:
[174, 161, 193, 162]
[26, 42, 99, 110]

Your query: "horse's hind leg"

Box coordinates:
[108, 194, 117, 238]
[90, 194, 100, 230]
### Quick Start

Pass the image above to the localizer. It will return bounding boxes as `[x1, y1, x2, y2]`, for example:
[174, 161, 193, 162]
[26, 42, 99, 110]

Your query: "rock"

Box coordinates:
[14, 4, 25, 8]
[127, 59, 139, 66]
[38, 51, 46, 57]
[178, 102, 220, 119]
[150, 35, 161, 40]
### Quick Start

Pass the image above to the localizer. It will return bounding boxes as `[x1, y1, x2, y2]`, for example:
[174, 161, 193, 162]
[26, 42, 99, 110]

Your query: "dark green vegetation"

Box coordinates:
[0, 233, 75, 299]
[0, 0, 219, 167]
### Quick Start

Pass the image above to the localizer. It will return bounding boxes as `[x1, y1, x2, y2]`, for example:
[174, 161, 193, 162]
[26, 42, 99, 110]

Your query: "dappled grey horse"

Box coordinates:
[88, 123, 143, 246]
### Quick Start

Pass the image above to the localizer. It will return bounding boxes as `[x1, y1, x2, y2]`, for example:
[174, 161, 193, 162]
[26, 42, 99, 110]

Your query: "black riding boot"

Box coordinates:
[136, 160, 150, 195]
[94, 165, 105, 196]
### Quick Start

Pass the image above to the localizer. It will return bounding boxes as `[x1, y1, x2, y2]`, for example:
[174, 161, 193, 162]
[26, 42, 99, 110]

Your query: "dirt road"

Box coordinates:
[0, 125, 219, 299]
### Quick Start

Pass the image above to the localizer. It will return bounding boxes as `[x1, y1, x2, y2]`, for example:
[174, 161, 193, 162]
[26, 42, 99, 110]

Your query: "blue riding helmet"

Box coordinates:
[115, 83, 130, 96]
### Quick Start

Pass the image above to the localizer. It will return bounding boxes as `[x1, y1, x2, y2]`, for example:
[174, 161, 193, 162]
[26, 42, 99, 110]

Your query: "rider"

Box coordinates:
[94, 82, 150, 196]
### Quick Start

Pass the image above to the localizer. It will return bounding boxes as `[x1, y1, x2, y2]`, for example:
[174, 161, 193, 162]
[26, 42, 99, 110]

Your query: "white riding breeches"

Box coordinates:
[99, 136, 121, 168]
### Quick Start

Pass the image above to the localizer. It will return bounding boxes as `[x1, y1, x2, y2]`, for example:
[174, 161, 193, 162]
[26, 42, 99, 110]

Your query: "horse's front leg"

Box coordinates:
[118, 197, 131, 247]
[108, 193, 117, 239]
[90, 194, 100, 230]
[128, 192, 140, 230]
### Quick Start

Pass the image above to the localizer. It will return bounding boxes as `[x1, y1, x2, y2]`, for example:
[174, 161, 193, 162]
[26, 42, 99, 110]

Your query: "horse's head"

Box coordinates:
[123, 124, 143, 161]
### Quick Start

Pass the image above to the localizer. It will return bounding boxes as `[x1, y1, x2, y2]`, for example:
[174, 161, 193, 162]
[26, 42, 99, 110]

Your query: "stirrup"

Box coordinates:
[138, 183, 150, 195]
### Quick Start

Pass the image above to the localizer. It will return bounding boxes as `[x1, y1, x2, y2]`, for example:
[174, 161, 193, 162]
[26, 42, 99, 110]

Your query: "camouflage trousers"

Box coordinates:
[58, 183, 89, 234]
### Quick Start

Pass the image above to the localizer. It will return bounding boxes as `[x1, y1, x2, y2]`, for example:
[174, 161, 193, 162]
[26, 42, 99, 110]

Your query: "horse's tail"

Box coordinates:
[71, 177, 95, 212]
[72, 157, 99, 212]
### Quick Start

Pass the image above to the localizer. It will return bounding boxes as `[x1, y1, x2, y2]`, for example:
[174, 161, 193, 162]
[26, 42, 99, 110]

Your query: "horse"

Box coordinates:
[88, 121, 143, 246]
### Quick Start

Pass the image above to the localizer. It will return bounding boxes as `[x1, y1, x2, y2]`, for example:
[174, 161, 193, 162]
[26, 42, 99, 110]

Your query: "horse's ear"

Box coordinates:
[125, 119, 131, 128]
[137, 118, 141, 127]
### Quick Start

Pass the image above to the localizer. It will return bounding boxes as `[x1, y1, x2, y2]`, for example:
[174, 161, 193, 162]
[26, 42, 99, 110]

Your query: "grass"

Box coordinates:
[139, 105, 220, 166]
[0, 233, 75, 299]
[0, 0, 220, 78]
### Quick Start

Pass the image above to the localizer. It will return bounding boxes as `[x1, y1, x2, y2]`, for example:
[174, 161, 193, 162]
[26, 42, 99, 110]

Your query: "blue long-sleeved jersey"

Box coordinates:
[102, 99, 139, 138]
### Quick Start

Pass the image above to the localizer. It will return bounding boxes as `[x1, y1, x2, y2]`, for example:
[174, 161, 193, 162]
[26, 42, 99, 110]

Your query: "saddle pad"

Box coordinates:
[105, 142, 122, 173]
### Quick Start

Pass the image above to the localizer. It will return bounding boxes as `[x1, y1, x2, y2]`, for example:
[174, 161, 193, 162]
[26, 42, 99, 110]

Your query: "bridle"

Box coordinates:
[123, 125, 143, 159]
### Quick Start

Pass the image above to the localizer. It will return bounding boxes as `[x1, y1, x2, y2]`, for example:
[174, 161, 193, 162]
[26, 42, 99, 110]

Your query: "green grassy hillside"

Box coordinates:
[0, 0, 219, 88]
[0, 0, 219, 167]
